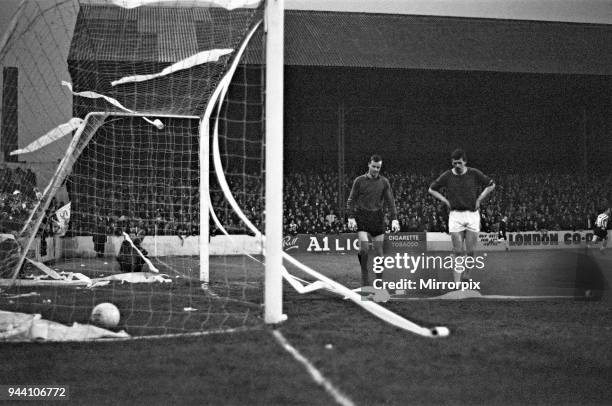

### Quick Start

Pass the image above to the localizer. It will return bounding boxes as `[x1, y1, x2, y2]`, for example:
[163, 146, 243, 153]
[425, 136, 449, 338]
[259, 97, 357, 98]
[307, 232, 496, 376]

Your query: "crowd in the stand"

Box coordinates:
[282, 171, 609, 235]
[66, 171, 262, 238]
[0, 164, 37, 194]
[0, 164, 67, 241]
[72, 170, 610, 238]
[2, 163, 610, 238]
[68, 177, 200, 238]
[0, 164, 40, 234]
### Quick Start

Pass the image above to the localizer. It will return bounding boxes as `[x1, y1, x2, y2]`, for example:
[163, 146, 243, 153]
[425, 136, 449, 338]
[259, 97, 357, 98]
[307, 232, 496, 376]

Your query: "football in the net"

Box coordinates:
[90, 302, 121, 328]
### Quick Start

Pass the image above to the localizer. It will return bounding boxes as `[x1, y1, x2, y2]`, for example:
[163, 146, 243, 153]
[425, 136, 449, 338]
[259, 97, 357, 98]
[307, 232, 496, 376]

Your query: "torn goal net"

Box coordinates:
[0, 0, 269, 338]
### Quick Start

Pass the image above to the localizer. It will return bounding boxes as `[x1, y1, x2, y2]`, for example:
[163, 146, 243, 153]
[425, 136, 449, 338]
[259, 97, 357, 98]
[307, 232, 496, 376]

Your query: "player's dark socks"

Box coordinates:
[361, 272, 369, 287]
[374, 272, 383, 289]
[358, 251, 369, 286]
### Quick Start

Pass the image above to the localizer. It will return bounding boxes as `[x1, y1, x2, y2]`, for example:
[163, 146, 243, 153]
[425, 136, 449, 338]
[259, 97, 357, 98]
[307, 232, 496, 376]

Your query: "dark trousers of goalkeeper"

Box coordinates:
[356, 209, 384, 287]
[351, 209, 400, 287]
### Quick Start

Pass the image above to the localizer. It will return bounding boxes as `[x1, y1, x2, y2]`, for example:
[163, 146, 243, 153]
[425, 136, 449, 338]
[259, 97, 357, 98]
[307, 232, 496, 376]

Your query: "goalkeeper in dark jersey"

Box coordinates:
[347, 154, 400, 288]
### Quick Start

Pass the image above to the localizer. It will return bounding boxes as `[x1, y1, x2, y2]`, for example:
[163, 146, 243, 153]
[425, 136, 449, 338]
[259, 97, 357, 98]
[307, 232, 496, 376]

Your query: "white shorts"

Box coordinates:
[448, 210, 480, 233]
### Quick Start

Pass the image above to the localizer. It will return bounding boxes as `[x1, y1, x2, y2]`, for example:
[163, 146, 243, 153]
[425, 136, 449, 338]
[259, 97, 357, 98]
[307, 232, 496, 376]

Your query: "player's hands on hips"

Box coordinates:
[348, 218, 357, 231]
[391, 219, 400, 232]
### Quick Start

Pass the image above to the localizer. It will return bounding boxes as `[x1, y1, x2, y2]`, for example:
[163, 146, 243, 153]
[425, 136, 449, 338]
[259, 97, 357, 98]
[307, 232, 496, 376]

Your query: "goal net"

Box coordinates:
[0, 0, 272, 338]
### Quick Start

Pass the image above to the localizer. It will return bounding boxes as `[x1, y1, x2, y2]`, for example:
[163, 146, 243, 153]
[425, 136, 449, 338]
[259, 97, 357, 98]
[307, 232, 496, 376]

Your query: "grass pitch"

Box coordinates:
[1, 249, 611, 405]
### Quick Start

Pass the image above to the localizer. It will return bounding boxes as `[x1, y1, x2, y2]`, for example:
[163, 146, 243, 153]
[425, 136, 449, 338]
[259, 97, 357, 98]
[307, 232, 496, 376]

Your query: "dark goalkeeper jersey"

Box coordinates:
[430, 167, 493, 211]
[347, 174, 397, 219]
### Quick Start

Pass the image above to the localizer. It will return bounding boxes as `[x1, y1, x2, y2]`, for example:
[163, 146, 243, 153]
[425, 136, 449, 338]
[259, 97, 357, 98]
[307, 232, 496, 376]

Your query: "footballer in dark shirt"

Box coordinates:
[347, 154, 400, 287]
[429, 149, 495, 283]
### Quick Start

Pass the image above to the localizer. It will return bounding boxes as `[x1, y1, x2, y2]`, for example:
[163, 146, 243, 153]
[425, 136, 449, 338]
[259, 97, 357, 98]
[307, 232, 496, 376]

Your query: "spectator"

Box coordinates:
[93, 216, 108, 258]
[117, 234, 148, 272]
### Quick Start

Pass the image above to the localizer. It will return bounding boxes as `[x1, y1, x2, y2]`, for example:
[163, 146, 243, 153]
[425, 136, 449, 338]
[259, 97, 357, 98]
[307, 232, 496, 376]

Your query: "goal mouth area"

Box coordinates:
[1, 253, 267, 338]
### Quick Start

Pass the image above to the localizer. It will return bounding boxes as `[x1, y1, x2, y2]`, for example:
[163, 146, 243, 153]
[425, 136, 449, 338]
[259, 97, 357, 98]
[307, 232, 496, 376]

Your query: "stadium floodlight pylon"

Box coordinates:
[0, 0, 448, 339]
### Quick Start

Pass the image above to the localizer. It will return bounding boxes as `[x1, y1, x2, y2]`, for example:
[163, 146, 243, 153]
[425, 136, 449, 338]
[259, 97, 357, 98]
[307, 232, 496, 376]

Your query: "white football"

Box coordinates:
[90, 302, 121, 328]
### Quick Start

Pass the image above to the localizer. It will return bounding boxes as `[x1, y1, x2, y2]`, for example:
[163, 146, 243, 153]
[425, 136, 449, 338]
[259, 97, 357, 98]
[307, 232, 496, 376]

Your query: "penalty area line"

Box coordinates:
[272, 330, 355, 406]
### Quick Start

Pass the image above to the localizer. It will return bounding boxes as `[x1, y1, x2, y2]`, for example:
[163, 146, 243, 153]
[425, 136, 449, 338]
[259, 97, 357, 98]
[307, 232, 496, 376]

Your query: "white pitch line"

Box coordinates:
[391, 293, 582, 301]
[389, 289, 584, 301]
[272, 330, 355, 406]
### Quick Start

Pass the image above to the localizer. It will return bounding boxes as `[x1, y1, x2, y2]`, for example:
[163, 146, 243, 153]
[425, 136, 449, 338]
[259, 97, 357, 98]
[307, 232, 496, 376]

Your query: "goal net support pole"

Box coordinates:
[199, 115, 210, 286]
[9, 112, 107, 282]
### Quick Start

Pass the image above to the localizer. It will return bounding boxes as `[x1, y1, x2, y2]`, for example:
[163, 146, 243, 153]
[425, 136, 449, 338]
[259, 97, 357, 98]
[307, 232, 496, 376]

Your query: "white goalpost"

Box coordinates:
[263, 0, 285, 324]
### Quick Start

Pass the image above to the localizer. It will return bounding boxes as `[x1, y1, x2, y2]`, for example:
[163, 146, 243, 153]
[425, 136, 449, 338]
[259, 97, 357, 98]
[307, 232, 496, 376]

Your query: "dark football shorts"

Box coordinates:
[593, 227, 608, 240]
[355, 209, 385, 237]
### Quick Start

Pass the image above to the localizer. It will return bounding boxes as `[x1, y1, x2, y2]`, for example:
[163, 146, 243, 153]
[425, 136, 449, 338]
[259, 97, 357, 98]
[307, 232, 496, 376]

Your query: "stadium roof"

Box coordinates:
[285, 11, 612, 75]
[70, 5, 612, 75]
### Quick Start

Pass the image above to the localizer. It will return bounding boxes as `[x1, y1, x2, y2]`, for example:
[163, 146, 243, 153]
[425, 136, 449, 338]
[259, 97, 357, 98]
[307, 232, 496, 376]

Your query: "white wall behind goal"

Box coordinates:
[59, 234, 263, 258]
[28, 230, 612, 262]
